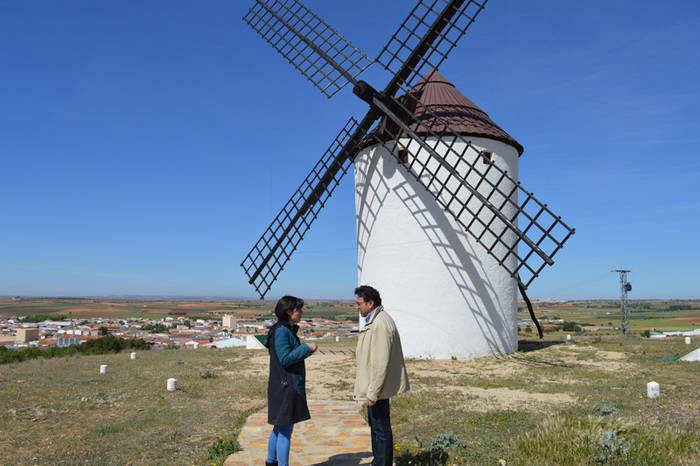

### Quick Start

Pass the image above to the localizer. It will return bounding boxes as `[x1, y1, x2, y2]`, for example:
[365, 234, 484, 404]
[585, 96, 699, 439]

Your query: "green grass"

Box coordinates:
[0, 347, 266, 465]
[1, 329, 698, 465]
[514, 413, 698, 465]
[391, 335, 699, 465]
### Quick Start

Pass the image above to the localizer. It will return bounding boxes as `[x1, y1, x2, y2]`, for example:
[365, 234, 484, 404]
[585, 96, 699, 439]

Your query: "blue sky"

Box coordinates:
[1, 0, 699, 300]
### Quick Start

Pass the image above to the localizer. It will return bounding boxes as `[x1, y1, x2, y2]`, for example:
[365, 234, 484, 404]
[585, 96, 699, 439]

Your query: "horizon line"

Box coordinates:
[2, 294, 699, 302]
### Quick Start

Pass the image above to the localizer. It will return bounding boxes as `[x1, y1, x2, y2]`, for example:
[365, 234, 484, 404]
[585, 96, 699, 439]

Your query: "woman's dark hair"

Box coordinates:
[354, 285, 381, 307]
[274, 295, 304, 322]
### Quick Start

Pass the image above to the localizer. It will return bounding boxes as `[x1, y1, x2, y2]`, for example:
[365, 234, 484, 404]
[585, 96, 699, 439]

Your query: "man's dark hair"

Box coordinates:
[354, 285, 381, 307]
[274, 295, 304, 322]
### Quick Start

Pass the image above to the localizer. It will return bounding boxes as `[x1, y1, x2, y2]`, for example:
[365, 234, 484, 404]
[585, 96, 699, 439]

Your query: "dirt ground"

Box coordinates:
[229, 340, 631, 413]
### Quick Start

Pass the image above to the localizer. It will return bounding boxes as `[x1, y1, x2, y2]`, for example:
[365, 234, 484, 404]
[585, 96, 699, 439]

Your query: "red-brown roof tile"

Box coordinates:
[363, 69, 523, 155]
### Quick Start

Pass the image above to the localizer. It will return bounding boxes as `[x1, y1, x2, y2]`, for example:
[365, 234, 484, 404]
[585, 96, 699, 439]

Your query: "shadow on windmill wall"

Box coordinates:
[392, 173, 511, 356]
[354, 144, 517, 357]
[355, 147, 392, 277]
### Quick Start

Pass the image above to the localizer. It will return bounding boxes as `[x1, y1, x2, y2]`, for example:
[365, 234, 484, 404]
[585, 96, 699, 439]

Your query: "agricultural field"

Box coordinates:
[519, 299, 700, 333]
[0, 297, 357, 322]
[1, 334, 698, 465]
[2, 298, 697, 332]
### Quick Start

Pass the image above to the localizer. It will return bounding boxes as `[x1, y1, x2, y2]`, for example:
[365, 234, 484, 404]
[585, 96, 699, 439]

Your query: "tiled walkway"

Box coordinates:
[224, 400, 373, 465]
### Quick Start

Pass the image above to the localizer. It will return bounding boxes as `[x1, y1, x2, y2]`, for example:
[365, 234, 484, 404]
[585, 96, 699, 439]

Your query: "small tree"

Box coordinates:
[562, 321, 582, 332]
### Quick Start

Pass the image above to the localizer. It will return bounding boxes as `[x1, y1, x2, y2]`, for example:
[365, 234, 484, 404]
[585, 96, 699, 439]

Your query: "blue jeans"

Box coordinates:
[368, 399, 393, 466]
[267, 424, 294, 466]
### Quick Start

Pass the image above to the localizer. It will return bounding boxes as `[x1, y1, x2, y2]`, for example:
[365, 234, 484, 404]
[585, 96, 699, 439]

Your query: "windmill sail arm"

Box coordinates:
[379, 0, 488, 96]
[367, 94, 574, 288]
[241, 113, 381, 299]
[243, 0, 373, 98]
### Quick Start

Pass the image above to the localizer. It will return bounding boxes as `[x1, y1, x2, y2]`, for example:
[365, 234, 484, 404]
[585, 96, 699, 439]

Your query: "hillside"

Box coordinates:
[1, 335, 698, 465]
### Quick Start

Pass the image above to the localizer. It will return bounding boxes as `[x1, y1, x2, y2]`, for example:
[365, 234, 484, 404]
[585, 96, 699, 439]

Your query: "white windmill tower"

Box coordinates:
[355, 70, 525, 358]
[240, 0, 574, 359]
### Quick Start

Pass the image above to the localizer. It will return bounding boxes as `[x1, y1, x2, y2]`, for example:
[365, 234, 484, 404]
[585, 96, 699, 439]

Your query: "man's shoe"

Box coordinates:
[265, 462, 278, 466]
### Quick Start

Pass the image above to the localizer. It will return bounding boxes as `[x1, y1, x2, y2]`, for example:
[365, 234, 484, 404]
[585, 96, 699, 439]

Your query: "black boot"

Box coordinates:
[265, 462, 278, 466]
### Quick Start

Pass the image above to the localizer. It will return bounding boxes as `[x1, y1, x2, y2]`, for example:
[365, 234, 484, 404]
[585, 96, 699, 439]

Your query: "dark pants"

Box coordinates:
[367, 399, 393, 466]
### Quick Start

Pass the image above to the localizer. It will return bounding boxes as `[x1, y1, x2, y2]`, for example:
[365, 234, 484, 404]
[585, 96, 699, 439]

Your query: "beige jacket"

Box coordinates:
[354, 306, 410, 402]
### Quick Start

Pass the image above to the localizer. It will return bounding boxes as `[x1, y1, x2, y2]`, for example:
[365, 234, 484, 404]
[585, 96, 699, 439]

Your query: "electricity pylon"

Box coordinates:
[612, 269, 632, 335]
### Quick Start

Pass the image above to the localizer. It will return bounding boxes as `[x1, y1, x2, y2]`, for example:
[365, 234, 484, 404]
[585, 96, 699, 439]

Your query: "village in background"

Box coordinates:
[2, 297, 698, 352]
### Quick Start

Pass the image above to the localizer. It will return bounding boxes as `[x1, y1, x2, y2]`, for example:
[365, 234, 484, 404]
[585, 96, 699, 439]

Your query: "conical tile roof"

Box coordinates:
[363, 70, 523, 155]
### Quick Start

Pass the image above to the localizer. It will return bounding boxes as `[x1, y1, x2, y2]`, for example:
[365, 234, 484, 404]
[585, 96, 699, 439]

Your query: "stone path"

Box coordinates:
[224, 400, 373, 465]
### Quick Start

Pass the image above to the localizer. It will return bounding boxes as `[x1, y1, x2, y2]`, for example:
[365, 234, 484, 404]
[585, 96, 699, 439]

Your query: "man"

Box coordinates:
[353, 285, 410, 466]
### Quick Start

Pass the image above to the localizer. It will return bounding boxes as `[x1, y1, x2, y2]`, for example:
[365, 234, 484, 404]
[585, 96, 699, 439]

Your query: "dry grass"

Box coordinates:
[1, 346, 266, 465]
[392, 335, 700, 465]
[1, 334, 698, 465]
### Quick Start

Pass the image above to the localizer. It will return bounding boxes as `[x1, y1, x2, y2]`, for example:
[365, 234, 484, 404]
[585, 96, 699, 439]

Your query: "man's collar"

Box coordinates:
[364, 305, 383, 325]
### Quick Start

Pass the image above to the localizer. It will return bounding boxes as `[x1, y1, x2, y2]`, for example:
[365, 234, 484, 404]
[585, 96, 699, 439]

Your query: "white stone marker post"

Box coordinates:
[99, 364, 108, 374]
[167, 378, 177, 391]
[685, 337, 691, 345]
[566, 334, 572, 341]
[130, 352, 137, 359]
[647, 381, 660, 398]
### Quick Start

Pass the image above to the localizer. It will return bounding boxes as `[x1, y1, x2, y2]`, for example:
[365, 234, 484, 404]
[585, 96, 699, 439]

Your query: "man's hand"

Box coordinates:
[308, 342, 318, 353]
[365, 398, 376, 406]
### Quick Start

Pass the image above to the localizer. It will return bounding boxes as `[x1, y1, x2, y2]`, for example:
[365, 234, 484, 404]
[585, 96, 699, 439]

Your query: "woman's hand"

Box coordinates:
[308, 342, 318, 353]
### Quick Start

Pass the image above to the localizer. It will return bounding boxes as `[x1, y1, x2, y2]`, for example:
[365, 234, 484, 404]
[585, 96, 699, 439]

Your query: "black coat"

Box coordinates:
[266, 321, 311, 426]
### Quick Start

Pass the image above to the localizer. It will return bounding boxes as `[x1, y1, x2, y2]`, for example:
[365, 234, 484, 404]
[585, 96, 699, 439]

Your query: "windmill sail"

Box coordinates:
[241, 117, 363, 299]
[243, 0, 373, 98]
[241, 0, 573, 298]
[378, 0, 488, 95]
[242, 0, 488, 297]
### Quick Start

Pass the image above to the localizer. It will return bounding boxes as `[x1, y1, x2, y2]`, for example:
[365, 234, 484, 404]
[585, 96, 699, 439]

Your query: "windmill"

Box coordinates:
[240, 0, 575, 358]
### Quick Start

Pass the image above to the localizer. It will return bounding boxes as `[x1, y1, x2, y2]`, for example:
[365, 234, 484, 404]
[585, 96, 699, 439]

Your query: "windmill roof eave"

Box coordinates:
[361, 70, 524, 156]
[360, 126, 524, 155]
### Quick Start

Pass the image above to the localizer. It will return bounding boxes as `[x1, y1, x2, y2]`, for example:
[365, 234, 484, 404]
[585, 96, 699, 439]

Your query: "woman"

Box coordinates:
[265, 295, 318, 466]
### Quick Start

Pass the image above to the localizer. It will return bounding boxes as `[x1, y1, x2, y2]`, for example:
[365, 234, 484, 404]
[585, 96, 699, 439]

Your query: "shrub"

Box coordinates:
[206, 436, 240, 461]
[594, 430, 632, 464]
[21, 314, 65, 323]
[562, 321, 582, 332]
[594, 403, 622, 415]
[429, 431, 467, 457]
[141, 323, 170, 334]
[395, 431, 467, 465]
[0, 335, 150, 365]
